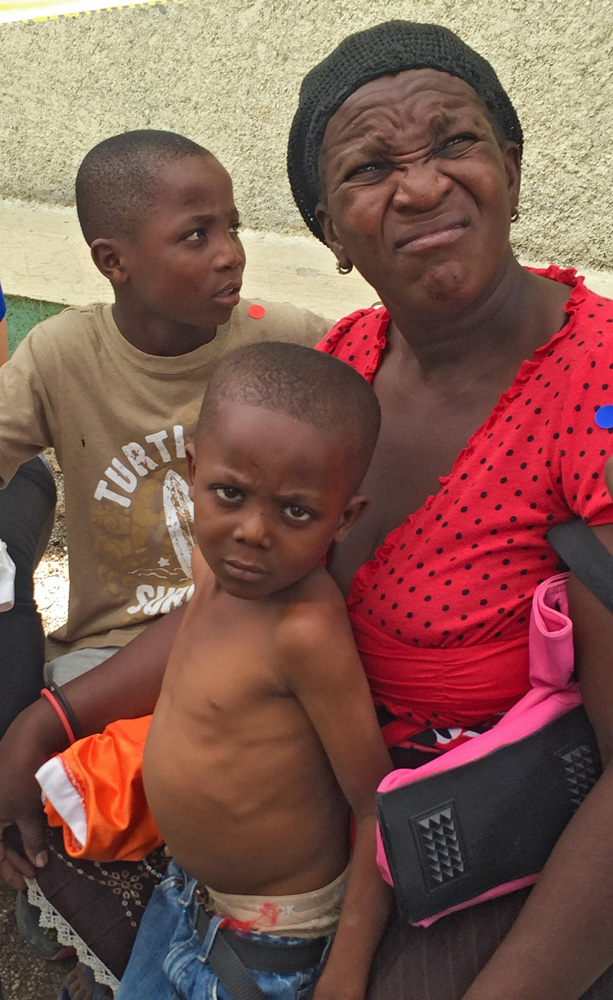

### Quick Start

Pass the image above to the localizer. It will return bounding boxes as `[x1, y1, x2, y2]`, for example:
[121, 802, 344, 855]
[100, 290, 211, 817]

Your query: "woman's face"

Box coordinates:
[315, 68, 521, 317]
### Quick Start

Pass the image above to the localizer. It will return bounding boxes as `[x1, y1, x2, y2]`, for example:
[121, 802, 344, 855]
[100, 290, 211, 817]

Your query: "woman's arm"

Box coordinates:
[462, 521, 613, 1000]
[0, 604, 185, 889]
[56, 605, 186, 736]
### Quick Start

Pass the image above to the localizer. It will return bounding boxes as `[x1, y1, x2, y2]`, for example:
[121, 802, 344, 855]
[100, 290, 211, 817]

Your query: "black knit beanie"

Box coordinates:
[287, 21, 523, 243]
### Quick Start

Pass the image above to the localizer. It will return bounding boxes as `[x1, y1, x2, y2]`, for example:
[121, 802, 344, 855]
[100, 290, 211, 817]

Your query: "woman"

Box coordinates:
[2, 20, 613, 999]
[285, 20, 613, 999]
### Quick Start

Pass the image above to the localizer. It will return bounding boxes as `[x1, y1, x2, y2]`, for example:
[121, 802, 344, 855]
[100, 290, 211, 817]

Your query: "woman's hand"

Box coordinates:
[0, 698, 67, 889]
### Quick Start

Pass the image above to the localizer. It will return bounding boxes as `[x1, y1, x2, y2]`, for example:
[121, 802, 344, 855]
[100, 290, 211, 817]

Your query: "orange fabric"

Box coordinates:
[44, 715, 162, 862]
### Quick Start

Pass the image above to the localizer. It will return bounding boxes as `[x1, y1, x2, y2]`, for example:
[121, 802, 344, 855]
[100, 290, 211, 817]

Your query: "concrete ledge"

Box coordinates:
[1, 199, 612, 319]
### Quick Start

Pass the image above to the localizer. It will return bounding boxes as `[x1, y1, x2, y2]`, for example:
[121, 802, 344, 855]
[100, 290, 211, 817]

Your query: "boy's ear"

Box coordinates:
[333, 494, 370, 544]
[315, 203, 352, 273]
[185, 442, 196, 501]
[90, 238, 129, 284]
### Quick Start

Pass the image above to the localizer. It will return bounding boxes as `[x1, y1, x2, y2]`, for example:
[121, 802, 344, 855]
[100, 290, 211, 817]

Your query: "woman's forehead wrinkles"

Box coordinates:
[342, 70, 480, 115]
[328, 81, 485, 143]
[324, 102, 485, 160]
[427, 109, 488, 139]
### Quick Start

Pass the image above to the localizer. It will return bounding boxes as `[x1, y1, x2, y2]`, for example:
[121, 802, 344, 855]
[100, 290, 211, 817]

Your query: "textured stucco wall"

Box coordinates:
[0, 0, 611, 273]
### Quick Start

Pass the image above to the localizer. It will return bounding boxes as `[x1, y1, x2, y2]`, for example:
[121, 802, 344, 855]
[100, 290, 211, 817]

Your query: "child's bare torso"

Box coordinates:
[143, 561, 351, 896]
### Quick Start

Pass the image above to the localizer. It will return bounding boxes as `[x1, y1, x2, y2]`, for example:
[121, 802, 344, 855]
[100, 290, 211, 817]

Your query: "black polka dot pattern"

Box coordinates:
[318, 266, 613, 728]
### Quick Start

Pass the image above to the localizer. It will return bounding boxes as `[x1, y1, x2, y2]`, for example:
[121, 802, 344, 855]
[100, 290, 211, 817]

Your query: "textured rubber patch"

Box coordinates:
[558, 742, 599, 809]
[413, 804, 466, 888]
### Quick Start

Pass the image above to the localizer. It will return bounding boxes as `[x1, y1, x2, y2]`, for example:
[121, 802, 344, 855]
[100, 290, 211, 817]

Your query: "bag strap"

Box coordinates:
[196, 908, 269, 1000]
[546, 520, 613, 614]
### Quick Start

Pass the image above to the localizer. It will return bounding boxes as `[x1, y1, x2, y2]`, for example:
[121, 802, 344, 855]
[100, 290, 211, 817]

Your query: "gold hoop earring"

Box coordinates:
[511, 208, 520, 224]
[336, 261, 353, 275]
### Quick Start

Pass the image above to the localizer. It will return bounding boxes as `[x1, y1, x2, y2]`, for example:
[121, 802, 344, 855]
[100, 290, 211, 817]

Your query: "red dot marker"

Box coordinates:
[248, 304, 266, 320]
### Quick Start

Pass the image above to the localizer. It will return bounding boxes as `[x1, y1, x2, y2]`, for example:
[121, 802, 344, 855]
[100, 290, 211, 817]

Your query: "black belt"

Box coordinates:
[195, 907, 326, 1000]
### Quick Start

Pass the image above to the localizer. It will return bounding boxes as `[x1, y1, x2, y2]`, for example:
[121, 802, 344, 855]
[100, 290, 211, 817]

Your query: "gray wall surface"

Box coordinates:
[1, 0, 612, 271]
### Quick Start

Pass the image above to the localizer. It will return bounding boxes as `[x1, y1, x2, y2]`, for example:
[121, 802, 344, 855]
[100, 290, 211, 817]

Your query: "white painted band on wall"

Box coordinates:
[0, 0, 182, 25]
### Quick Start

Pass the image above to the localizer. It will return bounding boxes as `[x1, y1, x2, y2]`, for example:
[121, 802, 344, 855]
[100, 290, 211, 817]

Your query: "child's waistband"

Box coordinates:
[203, 865, 349, 938]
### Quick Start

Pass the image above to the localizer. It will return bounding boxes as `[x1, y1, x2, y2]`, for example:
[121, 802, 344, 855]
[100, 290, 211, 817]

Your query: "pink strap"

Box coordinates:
[40, 688, 76, 745]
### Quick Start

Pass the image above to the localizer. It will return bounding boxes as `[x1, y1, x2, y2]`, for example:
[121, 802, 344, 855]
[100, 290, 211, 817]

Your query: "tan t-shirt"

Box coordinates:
[0, 299, 330, 657]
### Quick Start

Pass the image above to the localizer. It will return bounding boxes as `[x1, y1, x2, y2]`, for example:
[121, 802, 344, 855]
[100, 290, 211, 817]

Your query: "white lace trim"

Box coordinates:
[25, 876, 120, 995]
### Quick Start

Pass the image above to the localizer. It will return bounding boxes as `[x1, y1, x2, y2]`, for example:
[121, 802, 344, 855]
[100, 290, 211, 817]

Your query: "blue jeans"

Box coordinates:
[115, 861, 330, 1000]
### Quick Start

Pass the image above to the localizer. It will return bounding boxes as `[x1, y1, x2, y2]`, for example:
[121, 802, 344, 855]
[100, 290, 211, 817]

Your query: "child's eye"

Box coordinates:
[214, 486, 243, 503]
[282, 505, 312, 523]
[184, 228, 206, 242]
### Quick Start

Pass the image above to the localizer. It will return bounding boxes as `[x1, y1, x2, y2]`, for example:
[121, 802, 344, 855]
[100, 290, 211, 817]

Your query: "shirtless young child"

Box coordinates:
[116, 341, 392, 1000]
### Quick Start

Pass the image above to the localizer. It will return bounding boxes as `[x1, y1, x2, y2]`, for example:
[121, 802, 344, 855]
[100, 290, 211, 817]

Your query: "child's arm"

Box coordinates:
[280, 591, 393, 1000]
[314, 798, 392, 1000]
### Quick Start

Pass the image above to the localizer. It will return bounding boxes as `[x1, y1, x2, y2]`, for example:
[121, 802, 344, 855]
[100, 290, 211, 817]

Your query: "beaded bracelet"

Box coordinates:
[40, 682, 82, 745]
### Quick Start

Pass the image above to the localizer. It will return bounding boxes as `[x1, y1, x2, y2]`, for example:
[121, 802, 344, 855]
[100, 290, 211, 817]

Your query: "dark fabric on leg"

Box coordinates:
[367, 888, 613, 999]
[0, 457, 56, 737]
[35, 826, 169, 981]
[367, 889, 528, 1000]
[582, 964, 613, 998]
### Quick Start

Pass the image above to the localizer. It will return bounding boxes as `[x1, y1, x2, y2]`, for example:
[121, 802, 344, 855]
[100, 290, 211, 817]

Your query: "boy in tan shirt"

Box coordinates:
[0, 131, 328, 986]
[0, 130, 327, 692]
[117, 341, 391, 1000]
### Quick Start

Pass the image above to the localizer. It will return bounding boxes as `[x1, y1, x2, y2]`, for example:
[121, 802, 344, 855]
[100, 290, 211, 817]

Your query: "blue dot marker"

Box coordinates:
[595, 405, 613, 429]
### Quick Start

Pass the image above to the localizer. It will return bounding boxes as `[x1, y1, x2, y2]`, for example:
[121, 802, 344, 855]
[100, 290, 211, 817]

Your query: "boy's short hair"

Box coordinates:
[198, 341, 381, 490]
[76, 129, 210, 245]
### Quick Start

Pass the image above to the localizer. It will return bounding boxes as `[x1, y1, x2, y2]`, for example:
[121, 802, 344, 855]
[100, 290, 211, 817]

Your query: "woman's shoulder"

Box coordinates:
[316, 305, 390, 378]
[528, 266, 613, 379]
[529, 265, 613, 325]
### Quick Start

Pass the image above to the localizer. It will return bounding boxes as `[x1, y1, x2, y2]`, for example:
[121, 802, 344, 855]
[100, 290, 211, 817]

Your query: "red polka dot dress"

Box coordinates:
[318, 267, 613, 754]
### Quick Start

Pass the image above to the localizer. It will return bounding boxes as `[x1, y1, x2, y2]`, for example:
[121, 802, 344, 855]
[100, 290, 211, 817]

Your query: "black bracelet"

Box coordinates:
[45, 681, 82, 742]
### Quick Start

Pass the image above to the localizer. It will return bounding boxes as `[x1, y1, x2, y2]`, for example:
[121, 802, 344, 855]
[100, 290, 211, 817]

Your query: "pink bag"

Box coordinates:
[376, 573, 601, 926]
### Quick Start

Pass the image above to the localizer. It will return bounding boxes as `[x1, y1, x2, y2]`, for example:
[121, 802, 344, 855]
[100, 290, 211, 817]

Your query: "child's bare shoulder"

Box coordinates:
[276, 566, 354, 661]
